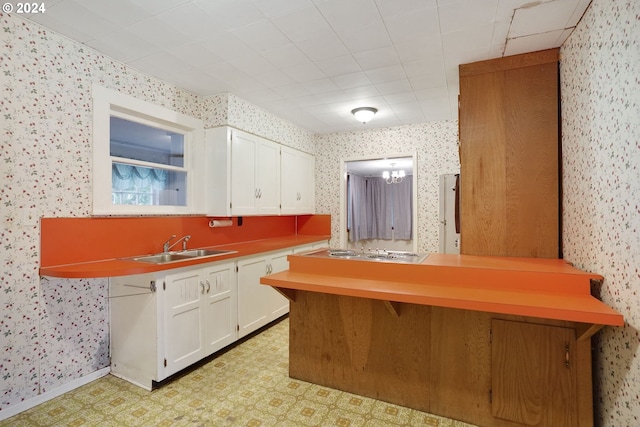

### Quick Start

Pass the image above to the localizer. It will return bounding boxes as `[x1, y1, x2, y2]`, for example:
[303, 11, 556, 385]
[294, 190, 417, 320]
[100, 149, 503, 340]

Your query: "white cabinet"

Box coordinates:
[163, 262, 236, 376]
[206, 127, 280, 216]
[281, 146, 315, 214]
[109, 261, 236, 390]
[236, 249, 292, 338]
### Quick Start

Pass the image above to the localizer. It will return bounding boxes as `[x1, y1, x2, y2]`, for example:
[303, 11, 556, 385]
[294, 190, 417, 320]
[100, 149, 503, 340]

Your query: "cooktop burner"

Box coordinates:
[305, 249, 428, 264]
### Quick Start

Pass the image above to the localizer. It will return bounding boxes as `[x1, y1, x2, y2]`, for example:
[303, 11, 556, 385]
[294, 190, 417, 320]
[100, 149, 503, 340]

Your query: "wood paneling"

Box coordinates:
[459, 48, 560, 258]
[288, 291, 432, 412]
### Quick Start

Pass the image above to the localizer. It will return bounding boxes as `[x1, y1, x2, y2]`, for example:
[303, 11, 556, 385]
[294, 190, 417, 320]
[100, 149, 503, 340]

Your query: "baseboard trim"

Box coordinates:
[0, 367, 111, 421]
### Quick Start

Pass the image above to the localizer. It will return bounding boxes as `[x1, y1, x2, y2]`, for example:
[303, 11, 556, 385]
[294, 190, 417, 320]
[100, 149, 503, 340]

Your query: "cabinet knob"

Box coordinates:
[205, 279, 211, 293]
[200, 280, 205, 294]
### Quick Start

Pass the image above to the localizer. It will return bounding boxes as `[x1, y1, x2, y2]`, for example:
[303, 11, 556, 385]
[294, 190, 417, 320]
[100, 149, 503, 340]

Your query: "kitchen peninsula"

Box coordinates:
[261, 250, 624, 427]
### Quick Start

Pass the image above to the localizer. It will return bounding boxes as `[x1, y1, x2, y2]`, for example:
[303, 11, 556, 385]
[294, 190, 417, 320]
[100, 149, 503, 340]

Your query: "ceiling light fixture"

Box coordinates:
[382, 162, 405, 184]
[351, 107, 377, 124]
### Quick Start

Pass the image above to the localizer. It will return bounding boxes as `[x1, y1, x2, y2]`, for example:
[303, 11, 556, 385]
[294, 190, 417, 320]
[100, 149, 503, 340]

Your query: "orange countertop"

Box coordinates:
[40, 235, 330, 278]
[260, 252, 624, 329]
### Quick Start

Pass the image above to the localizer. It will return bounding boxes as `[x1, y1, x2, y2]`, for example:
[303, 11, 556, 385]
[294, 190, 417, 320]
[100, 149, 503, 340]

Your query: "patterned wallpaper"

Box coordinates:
[560, 0, 640, 425]
[0, 13, 313, 414]
[314, 123, 460, 252]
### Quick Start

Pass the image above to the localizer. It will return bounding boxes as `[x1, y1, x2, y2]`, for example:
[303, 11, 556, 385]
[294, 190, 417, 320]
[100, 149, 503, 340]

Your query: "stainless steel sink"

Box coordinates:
[130, 249, 237, 264]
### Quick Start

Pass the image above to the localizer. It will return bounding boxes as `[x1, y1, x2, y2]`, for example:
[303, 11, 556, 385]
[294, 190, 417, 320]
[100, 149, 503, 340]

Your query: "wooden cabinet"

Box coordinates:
[236, 249, 291, 338]
[109, 261, 236, 390]
[458, 48, 560, 258]
[281, 146, 315, 214]
[206, 127, 280, 216]
[491, 319, 578, 427]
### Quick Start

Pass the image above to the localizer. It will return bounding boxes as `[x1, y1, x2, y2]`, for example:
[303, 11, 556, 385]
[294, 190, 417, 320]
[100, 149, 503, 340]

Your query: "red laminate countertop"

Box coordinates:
[39, 235, 330, 278]
[260, 252, 624, 329]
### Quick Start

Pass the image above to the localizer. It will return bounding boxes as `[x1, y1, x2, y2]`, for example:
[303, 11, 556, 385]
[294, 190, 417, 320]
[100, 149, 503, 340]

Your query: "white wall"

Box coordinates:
[560, 0, 640, 425]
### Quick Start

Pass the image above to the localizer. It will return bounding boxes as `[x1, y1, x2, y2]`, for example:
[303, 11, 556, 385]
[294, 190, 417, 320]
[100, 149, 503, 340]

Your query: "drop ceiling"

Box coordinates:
[24, 0, 591, 134]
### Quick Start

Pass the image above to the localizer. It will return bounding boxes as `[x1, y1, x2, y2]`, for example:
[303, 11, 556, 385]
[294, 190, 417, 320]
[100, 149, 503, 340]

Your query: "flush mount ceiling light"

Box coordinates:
[351, 107, 377, 124]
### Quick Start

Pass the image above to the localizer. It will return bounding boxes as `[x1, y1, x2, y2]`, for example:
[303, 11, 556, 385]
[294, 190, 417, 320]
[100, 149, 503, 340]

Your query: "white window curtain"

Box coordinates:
[348, 173, 412, 242]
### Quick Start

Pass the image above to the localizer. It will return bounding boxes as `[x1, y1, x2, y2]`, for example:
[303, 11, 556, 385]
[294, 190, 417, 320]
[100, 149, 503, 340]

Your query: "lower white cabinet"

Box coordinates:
[237, 249, 291, 338]
[109, 261, 236, 390]
[109, 242, 328, 389]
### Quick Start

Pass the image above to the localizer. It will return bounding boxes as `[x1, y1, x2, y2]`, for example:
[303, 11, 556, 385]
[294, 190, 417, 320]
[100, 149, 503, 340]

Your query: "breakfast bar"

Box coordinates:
[261, 250, 624, 427]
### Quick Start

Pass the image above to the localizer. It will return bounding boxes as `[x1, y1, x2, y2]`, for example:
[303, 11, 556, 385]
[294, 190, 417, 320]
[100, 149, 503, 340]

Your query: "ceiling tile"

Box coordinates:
[438, 0, 500, 35]
[353, 46, 400, 70]
[365, 65, 407, 84]
[509, 0, 581, 38]
[80, 0, 149, 26]
[253, 0, 314, 18]
[375, 80, 413, 96]
[296, 33, 349, 61]
[316, 0, 382, 33]
[271, 6, 334, 42]
[336, 21, 392, 53]
[315, 55, 362, 78]
[127, 16, 192, 49]
[262, 44, 310, 68]
[282, 61, 326, 83]
[232, 20, 291, 52]
[331, 72, 372, 90]
[86, 29, 160, 63]
[504, 29, 567, 56]
[384, 7, 441, 44]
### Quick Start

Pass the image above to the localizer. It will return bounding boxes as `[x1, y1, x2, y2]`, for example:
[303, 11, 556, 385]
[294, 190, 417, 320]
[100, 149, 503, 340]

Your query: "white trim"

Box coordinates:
[0, 367, 111, 421]
[91, 84, 205, 215]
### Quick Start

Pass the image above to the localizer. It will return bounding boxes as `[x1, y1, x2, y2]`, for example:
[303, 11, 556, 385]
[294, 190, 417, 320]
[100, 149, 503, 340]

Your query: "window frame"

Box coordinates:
[92, 85, 205, 215]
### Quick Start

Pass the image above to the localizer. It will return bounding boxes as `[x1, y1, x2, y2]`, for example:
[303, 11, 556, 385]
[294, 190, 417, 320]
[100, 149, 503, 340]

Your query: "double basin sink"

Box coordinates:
[129, 249, 237, 264]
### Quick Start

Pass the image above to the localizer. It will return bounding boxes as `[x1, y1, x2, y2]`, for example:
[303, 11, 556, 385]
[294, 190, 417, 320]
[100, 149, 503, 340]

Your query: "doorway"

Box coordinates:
[339, 154, 417, 252]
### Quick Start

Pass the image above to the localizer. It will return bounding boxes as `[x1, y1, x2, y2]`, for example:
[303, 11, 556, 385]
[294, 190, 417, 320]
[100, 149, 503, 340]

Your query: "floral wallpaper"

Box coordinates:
[314, 123, 460, 252]
[560, 0, 640, 425]
[0, 12, 314, 416]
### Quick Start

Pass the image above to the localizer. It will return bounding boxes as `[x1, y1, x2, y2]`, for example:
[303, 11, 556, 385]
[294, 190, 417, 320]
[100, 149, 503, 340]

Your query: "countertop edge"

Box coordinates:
[40, 235, 330, 278]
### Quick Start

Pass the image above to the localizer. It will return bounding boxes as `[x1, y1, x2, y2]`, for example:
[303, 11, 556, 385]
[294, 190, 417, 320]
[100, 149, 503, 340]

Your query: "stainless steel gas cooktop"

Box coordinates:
[302, 248, 428, 264]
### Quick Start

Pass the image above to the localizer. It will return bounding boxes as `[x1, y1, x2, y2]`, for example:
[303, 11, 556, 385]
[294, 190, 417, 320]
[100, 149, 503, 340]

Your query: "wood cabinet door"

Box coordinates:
[491, 319, 577, 427]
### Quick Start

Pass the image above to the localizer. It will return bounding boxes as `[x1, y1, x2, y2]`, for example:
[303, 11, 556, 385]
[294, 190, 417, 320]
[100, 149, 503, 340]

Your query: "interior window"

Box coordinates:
[110, 116, 187, 207]
[92, 85, 204, 215]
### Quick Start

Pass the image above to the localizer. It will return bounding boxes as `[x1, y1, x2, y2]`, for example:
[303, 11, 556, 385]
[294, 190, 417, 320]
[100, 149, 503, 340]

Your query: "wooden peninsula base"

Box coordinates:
[261, 253, 624, 427]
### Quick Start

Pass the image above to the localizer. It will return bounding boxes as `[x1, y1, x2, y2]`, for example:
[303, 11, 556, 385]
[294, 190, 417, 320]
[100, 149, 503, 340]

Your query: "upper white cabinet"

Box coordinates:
[280, 146, 315, 215]
[206, 127, 314, 216]
[206, 127, 279, 216]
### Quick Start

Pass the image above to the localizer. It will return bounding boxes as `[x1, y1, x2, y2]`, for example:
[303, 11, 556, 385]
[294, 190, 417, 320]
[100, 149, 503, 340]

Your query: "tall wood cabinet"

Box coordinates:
[459, 48, 560, 258]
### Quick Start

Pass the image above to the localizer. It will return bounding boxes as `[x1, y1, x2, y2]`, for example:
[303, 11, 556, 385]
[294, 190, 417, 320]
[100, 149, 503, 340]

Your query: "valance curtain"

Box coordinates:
[348, 173, 412, 242]
[112, 163, 168, 190]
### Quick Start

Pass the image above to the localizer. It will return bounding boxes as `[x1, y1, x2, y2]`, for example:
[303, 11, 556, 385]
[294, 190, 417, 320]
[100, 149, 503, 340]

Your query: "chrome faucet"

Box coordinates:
[162, 234, 191, 252]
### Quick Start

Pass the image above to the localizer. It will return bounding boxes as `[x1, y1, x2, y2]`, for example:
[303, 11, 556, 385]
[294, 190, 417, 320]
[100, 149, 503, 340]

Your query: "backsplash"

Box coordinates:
[560, 0, 639, 425]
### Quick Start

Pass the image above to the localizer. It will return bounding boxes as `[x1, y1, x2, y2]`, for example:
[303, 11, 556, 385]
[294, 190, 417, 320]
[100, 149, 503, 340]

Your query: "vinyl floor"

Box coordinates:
[2, 318, 477, 427]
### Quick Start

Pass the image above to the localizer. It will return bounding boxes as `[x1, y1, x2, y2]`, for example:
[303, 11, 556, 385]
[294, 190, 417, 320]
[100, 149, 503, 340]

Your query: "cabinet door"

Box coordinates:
[230, 130, 258, 214]
[491, 319, 577, 427]
[162, 269, 205, 377]
[256, 139, 280, 214]
[281, 147, 315, 214]
[266, 250, 291, 319]
[237, 256, 272, 338]
[202, 262, 237, 356]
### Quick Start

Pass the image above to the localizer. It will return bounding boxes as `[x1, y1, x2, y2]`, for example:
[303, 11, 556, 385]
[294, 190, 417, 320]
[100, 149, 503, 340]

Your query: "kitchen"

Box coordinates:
[1, 0, 638, 426]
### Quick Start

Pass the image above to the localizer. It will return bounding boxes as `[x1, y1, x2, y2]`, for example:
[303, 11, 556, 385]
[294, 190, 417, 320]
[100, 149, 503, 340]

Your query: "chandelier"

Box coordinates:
[382, 168, 405, 184]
